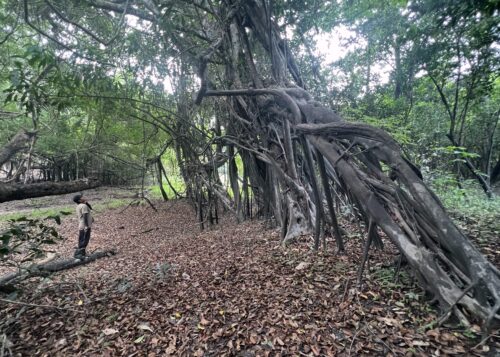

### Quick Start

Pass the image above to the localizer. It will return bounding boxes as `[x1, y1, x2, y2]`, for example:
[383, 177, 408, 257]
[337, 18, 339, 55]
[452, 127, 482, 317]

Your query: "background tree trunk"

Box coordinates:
[0, 130, 37, 167]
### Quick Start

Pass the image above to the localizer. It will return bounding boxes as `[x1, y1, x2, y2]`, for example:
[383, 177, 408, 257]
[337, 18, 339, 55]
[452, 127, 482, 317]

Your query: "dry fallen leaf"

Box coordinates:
[134, 335, 145, 344]
[377, 317, 400, 327]
[295, 262, 310, 271]
[1, 197, 488, 356]
[102, 328, 119, 336]
[137, 323, 154, 332]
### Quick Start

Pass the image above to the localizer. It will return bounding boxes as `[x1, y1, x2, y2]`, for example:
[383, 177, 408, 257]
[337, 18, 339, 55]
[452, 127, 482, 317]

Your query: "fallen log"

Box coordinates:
[0, 178, 101, 203]
[0, 250, 115, 289]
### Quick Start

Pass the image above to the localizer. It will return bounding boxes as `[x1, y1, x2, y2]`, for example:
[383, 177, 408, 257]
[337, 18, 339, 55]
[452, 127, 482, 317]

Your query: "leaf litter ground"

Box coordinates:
[1, 197, 499, 356]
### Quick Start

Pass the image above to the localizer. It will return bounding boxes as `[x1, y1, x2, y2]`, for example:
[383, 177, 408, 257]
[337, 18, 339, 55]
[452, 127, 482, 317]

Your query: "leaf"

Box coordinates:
[134, 335, 145, 344]
[165, 336, 177, 354]
[377, 317, 400, 327]
[193, 349, 204, 357]
[249, 334, 259, 344]
[0, 233, 11, 244]
[311, 345, 321, 356]
[46, 215, 61, 224]
[295, 262, 310, 271]
[102, 328, 119, 335]
[0, 247, 10, 256]
[261, 340, 274, 348]
[137, 323, 153, 332]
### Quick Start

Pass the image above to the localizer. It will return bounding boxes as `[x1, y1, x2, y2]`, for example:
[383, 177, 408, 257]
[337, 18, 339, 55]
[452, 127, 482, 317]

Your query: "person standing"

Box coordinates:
[72, 194, 93, 259]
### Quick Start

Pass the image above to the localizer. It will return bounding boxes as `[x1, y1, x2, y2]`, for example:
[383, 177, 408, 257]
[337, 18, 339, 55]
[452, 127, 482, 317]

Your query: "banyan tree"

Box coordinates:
[6, 0, 500, 329]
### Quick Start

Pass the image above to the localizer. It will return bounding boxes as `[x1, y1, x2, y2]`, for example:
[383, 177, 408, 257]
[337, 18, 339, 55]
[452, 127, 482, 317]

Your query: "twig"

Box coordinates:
[76, 282, 90, 303]
[341, 277, 350, 303]
[131, 227, 159, 237]
[119, 199, 138, 213]
[0, 298, 83, 313]
[0, 333, 12, 357]
[1, 333, 6, 357]
[333, 140, 357, 167]
[471, 333, 499, 350]
[142, 196, 158, 211]
[348, 324, 367, 356]
[365, 325, 397, 355]
[140, 227, 158, 234]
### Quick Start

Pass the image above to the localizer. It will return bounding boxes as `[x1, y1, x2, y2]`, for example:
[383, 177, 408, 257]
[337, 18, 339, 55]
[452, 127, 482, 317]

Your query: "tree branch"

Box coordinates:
[44, 0, 130, 46]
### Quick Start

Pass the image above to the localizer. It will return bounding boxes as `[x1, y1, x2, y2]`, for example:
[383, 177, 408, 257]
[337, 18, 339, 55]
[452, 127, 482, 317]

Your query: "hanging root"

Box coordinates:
[193, 84, 499, 329]
[357, 219, 375, 287]
[296, 122, 500, 330]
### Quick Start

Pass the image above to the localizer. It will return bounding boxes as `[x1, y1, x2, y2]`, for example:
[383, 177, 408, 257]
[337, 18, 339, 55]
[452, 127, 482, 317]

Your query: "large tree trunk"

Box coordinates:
[23, 0, 500, 330]
[0, 179, 100, 203]
[0, 130, 37, 167]
[491, 158, 500, 185]
[192, 2, 500, 326]
[297, 122, 500, 328]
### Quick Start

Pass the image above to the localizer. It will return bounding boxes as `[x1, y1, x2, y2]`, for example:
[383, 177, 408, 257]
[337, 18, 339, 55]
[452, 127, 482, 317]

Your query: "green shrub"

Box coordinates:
[0, 213, 67, 267]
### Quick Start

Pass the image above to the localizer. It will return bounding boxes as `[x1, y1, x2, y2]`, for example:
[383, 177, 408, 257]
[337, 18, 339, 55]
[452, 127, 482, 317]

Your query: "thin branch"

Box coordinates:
[87, 0, 155, 22]
[44, 0, 129, 46]
[0, 11, 20, 46]
[48, 94, 178, 118]
[429, 74, 455, 136]
[23, 0, 111, 64]
[0, 298, 83, 313]
[348, 323, 368, 356]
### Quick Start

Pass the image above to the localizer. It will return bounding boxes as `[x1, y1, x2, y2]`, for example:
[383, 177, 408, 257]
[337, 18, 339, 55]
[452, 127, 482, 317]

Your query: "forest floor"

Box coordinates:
[0, 191, 499, 356]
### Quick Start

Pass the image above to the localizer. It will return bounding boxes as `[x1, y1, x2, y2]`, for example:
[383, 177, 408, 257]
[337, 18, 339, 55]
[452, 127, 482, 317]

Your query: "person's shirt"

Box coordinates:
[76, 203, 92, 230]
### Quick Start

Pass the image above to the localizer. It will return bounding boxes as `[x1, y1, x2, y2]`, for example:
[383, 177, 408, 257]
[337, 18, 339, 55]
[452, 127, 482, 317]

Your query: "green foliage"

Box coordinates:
[373, 266, 412, 290]
[149, 179, 185, 200]
[0, 199, 131, 223]
[434, 146, 481, 164]
[95, 199, 130, 211]
[3, 45, 62, 113]
[0, 208, 72, 223]
[430, 173, 500, 226]
[0, 214, 65, 266]
[0, 0, 497, 197]
[342, 92, 412, 145]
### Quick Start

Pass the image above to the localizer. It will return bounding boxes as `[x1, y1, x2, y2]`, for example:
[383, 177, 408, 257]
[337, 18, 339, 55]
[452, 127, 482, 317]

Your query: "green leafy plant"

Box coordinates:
[373, 266, 411, 289]
[0, 212, 67, 268]
[430, 174, 500, 228]
[434, 145, 481, 164]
